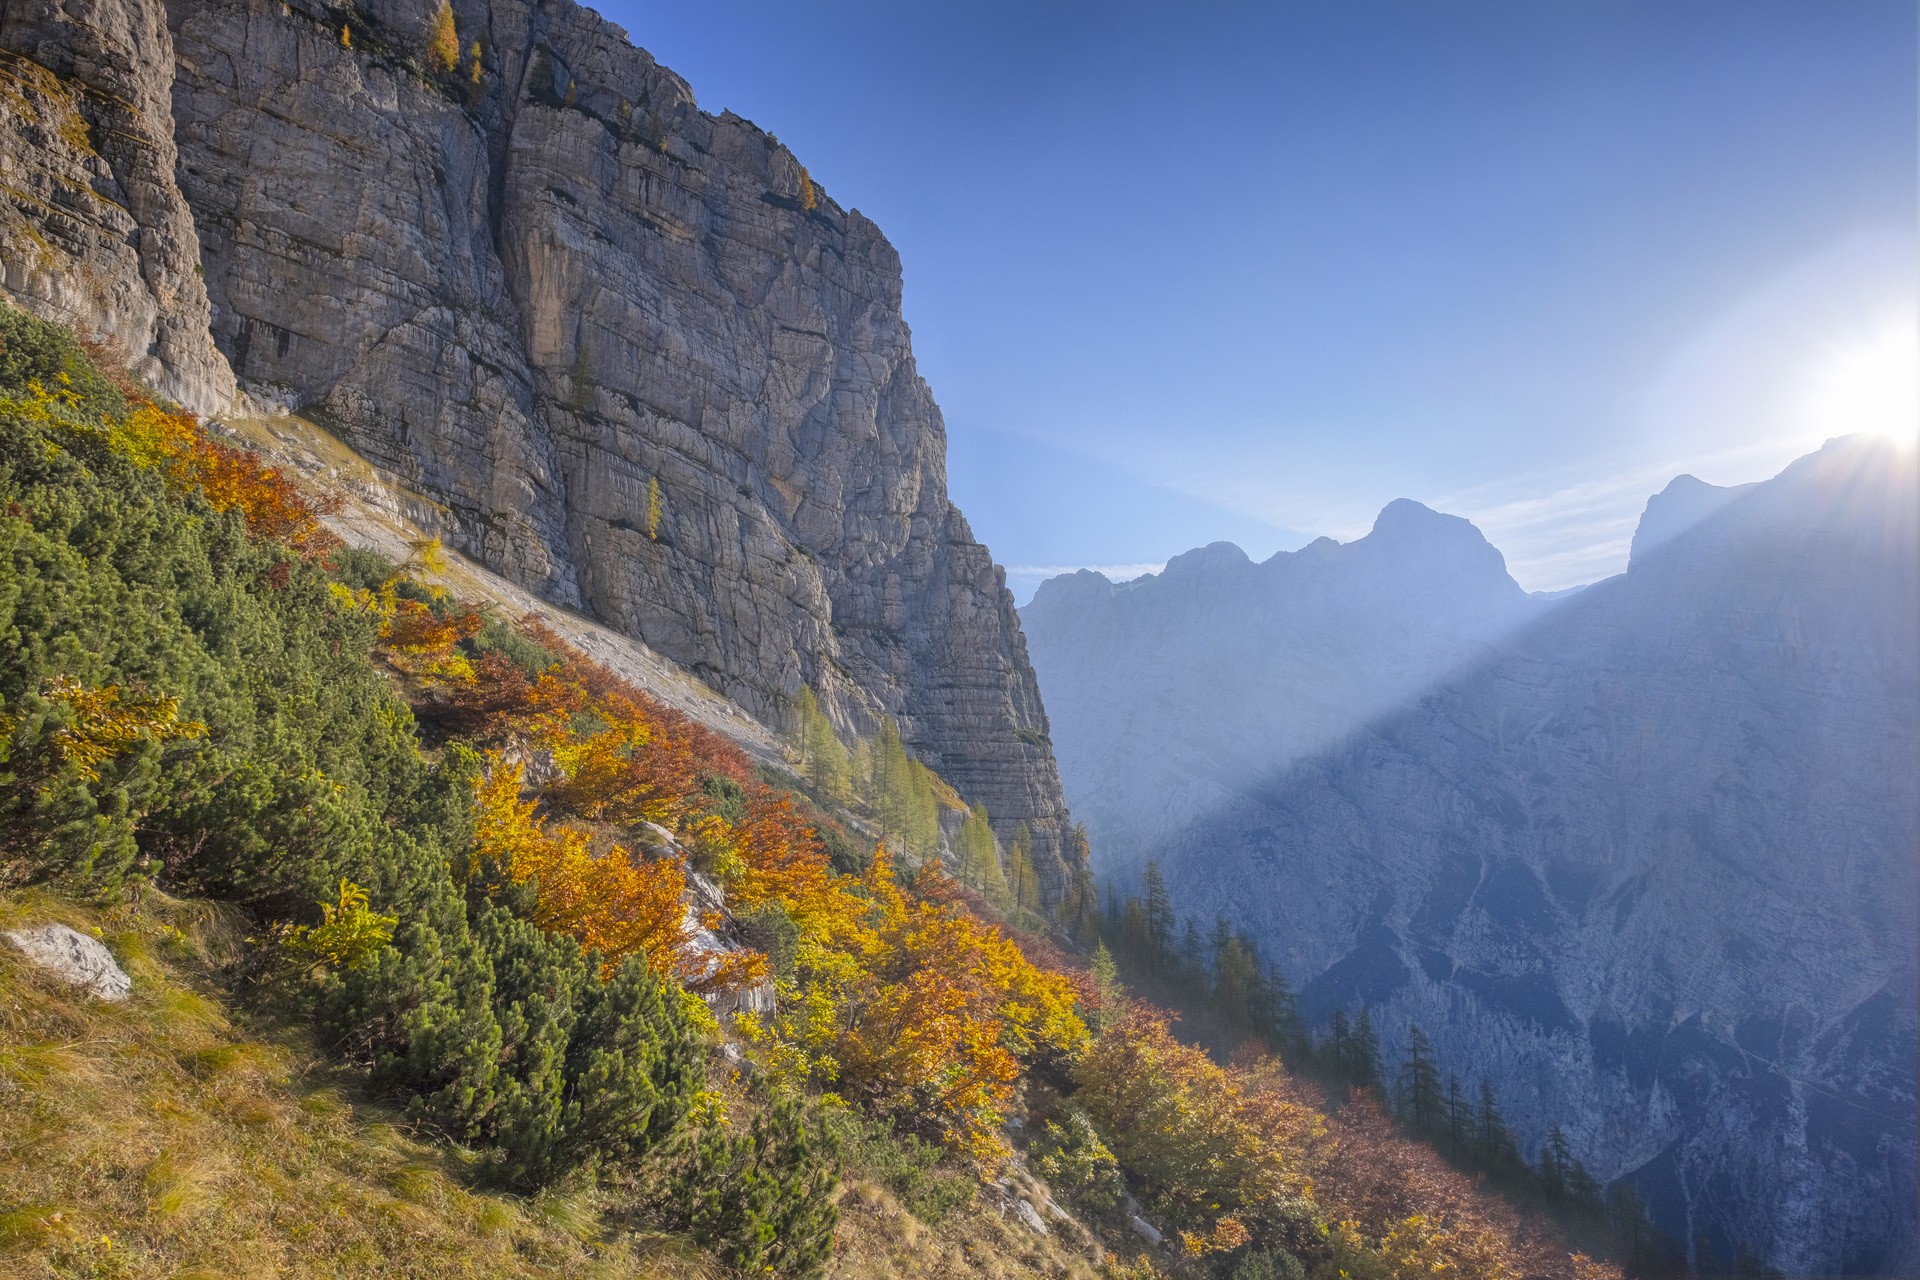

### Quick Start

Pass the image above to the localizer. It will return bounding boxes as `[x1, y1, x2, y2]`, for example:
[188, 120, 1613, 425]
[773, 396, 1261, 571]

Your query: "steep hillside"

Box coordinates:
[1051, 440, 1919, 1276]
[0, 0, 1078, 900]
[0, 309, 1625, 1280]
[1023, 501, 1546, 885]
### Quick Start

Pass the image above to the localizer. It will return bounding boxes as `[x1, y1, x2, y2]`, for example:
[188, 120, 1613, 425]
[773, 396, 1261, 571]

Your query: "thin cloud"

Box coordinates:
[1005, 562, 1166, 582]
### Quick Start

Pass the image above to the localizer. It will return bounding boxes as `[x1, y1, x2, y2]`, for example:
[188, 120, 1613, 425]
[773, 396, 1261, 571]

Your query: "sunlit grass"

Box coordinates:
[0, 889, 1107, 1279]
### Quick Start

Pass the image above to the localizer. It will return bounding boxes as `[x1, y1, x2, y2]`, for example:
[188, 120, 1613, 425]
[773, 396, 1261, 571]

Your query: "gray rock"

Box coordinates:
[0, 0, 1084, 903]
[1013, 1198, 1048, 1235]
[0, 0, 236, 413]
[1128, 1214, 1163, 1246]
[4, 924, 132, 1001]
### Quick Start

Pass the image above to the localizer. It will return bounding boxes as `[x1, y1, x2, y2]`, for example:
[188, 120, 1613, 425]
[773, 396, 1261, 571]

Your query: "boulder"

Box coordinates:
[4, 924, 131, 1001]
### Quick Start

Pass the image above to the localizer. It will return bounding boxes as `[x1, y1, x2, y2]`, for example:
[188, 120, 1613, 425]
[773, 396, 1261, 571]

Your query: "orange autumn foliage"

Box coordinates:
[1315, 1091, 1625, 1280]
[117, 400, 338, 556]
[1071, 1010, 1322, 1242]
[829, 852, 1086, 1160]
[470, 754, 765, 993]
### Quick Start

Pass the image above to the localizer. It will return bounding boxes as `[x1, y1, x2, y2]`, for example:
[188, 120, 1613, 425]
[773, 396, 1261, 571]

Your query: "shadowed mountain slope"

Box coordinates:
[1031, 437, 1918, 1275]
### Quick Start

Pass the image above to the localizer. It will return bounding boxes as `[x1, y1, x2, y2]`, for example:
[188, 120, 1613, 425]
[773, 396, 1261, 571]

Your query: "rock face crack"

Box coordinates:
[0, 0, 1081, 899]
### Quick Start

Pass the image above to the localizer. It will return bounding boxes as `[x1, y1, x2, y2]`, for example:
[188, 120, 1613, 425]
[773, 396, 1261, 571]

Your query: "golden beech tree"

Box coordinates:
[114, 400, 338, 556]
[1072, 1010, 1322, 1243]
[470, 754, 765, 993]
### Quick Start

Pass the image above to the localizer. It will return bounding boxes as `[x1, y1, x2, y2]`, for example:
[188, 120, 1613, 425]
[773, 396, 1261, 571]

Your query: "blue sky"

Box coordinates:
[595, 0, 1917, 600]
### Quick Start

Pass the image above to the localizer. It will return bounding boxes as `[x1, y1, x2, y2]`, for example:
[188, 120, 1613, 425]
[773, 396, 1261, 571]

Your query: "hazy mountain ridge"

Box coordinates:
[1026, 438, 1918, 1275]
[1024, 496, 1548, 886]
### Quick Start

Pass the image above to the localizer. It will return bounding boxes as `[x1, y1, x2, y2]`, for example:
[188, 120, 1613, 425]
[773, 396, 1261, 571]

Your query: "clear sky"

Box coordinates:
[592, 0, 1917, 600]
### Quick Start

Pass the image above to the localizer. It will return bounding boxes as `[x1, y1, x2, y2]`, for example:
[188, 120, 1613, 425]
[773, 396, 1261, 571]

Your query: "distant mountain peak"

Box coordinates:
[1162, 540, 1252, 577]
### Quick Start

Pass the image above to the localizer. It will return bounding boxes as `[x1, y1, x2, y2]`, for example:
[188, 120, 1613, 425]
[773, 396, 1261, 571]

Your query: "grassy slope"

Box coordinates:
[0, 890, 1102, 1280]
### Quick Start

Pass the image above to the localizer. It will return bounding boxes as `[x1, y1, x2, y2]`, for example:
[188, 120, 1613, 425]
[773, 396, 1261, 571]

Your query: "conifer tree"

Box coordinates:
[427, 0, 459, 72]
[1122, 897, 1150, 967]
[676, 1096, 841, 1276]
[1541, 1125, 1572, 1200]
[1061, 826, 1100, 939]
[1477, 1078, 1522, 1173]
[1006, 822, 1041, 921]
[1089, 941, 1125, 1032]
[1140, 860, 1175, 970]
[1398, 1024, 1443, 1133]
[958, 802, 1012, 911]
[1251, 961, 1307, 1060]
[1214, 934, 1260, 1033]
[1179, 918, 1203, 972]
[1350, 1008, 1383, 1094]
[1325, 1010, 1353, 1077]
[792, 686, 850, 800]
[1445, 1074, 1470, 1149]
[905, 758, 939, 858]
[1566, 1157, 1604, 1211]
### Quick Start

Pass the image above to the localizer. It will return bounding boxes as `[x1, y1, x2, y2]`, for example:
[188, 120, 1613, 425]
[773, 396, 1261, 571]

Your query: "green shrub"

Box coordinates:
[0, 310, 698, 1188]
[673, 1096, 842, 1275]
[1030, 1107, 1124, 1212]
[828, 1108, 974, 1224]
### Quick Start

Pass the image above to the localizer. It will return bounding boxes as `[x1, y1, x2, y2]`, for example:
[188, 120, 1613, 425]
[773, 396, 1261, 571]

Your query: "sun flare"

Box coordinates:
[1802, 310, 1920, 448]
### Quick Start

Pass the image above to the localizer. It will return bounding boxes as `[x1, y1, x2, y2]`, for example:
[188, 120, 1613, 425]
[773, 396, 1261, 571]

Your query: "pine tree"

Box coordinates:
[1061, 843, 1100, 942]
[1325, 1010, 1353, 1078]
[1350, 1009, 1383, 1094]
[676, 1096, 841, 1276]
[1477, 1078, 1522, 1173]
[1566, 1157, 1604, 1211]
[905, 758, 939, 858]
[1214, 934, 1260, 1033]
[1540, 1125, 1572, 1200]
[1121, 897, 1150, 968]
[1140, 860, 1174, 970]
[792, 686, 851, 800]
[1607, 1180, 1657, 1272]
[958, 802, 1011, 911]
[1445, 1074, 1469, 1150]
[1398, 1024, 1443, 1133]
[1179, 918, 1203, 973]
[1240, 962, 1301, 1060]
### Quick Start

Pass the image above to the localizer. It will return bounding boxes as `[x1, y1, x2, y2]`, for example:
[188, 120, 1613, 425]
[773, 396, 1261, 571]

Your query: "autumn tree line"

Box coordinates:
[0, 309, 1637, 1279]
[1099, 863, 1780, 1279]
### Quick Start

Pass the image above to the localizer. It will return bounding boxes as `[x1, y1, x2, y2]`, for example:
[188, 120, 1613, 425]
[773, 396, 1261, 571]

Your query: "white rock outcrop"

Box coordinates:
[4, 924, 132, 1001]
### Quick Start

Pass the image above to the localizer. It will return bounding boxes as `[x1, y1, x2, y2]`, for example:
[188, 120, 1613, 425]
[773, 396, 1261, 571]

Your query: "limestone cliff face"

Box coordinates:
[0, 0, 235, 412]
[0, 0, 1076, 896]
[1035, 439, 1919, 1276]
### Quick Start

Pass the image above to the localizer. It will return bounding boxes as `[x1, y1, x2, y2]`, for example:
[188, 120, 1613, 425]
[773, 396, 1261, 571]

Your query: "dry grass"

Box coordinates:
[827, 1169, 1106, 1280]
[0, 889, 708, 1280]
[0, 888, 1116, 1280]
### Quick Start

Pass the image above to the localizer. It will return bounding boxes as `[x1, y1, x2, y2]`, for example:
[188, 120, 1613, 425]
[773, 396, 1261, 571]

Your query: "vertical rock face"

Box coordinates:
[0, 0, 1076, 896]
[0, 0, 235, 413]
[1039, 438, 1918, 1276]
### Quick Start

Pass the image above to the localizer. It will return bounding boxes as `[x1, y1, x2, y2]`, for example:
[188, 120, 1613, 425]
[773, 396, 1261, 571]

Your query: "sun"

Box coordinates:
[1801, 309, 1920, 449]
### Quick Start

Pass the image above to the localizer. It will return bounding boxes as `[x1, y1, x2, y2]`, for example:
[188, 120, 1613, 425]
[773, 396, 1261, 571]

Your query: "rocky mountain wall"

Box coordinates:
[0, 0, 1078, 897]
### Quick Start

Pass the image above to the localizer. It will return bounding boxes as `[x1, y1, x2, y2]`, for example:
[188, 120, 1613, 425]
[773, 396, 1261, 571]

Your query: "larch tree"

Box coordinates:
[427, 0, 460, 72]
